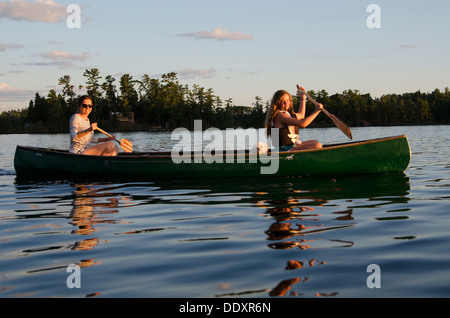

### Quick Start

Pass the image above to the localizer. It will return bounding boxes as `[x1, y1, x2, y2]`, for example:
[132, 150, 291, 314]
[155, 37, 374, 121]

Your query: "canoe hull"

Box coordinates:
[14, 135, 411, 180]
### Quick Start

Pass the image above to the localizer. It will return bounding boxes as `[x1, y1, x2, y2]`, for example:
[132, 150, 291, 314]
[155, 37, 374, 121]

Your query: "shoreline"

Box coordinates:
[0, 122, 448, 135]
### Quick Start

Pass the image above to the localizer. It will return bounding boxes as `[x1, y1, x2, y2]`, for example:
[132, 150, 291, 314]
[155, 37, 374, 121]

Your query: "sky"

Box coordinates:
[1, 0, 450, 112]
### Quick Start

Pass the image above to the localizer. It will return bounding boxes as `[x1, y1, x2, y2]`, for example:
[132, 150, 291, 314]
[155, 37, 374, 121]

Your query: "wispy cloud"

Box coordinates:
[8, 70, 26, 74]
[179, 27, 252, 41]
[0, 43, 24, 52]
[12, 50, 92, 69]
[178, 67, 217, 79]
[0, 0, 67, 23]
[39, 50, 90, 61]
[23, 61, 75, 68]
[400, 44, 420, 49]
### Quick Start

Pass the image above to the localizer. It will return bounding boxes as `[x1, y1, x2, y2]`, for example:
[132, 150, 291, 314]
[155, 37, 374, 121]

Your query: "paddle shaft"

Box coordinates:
[298, 87, 326, 111]
[297, 86, 353, 139]
[96, 127, 133, 152]
[304, 95, 333, 118]
[96, 127, 115, 140]
[298, 87, 335, 121]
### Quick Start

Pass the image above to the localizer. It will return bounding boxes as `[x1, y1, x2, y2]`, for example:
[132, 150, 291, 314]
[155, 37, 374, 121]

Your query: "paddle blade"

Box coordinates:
[120, 139, 133, 153]
[328, 113, 353, 140]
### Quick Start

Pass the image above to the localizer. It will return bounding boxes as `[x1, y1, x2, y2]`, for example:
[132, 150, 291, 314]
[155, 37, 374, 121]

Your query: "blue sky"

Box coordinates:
[1, 0, 449, 112]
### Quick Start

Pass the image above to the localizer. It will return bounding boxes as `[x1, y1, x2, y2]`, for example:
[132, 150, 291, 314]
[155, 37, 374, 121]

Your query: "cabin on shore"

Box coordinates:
[357, 119, 371, 127]
[110, 112, 135, 124]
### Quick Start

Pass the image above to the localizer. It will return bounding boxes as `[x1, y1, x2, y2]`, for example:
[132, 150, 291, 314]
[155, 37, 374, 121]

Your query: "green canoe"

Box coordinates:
[14, 135, 411, 180]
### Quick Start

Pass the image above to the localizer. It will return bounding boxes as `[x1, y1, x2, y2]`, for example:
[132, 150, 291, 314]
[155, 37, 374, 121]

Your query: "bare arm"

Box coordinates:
[76, 123, 96, 139]
[295, 91, 307, 119]
[277, 103, 323, 128]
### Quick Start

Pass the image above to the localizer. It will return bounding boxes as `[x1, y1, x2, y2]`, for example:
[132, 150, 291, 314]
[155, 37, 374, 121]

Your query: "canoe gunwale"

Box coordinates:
[15, 134, 409, 159]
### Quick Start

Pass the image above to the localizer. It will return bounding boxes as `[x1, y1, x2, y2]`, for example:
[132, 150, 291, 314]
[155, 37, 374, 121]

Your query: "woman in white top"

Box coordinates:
[69, 95, 119, 156]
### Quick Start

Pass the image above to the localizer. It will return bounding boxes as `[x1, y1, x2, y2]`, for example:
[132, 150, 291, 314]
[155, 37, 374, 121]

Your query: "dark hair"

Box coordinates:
[78, 95, 92, 107]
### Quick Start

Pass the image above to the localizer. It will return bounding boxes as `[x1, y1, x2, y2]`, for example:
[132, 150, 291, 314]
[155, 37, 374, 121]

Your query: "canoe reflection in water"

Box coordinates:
[252, 173, 411, 297]
[147, 172, 410, 298]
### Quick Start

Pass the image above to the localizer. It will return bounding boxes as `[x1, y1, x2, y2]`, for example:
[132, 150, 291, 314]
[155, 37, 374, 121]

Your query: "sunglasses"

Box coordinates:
[82, 104, 93, 108]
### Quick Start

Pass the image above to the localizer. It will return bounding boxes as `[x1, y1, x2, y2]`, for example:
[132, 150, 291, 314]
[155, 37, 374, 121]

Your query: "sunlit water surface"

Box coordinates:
[0, 125, 449, 298]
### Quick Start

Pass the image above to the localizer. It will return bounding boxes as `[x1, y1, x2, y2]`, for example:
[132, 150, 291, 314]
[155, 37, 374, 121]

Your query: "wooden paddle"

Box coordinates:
[96, 127, 133, 153]
[297, 85, 353, 140]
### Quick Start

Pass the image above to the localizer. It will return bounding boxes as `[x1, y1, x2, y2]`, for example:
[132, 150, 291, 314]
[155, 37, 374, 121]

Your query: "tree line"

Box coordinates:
[305, 87, 450, 128]
[0, 69, 265, 133]
[1, 68, 450, 134]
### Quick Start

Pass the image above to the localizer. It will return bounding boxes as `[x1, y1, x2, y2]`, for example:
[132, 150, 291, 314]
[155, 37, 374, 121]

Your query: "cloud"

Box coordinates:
[179, 27, 252, 41]
[19, 50, 92, 68]
[39, 50, 90, 61]
[11, 50, 91, 69]
[0, 0, 67, 23]
[8, 70, 26, 74]
[0, 43, 24, 51]
[178, 67, 217, 79]
[400, 44, 420, 49]
[0, 82, 16, 91]
[23, 61, 75, 68]
[0, 82, 35, 104]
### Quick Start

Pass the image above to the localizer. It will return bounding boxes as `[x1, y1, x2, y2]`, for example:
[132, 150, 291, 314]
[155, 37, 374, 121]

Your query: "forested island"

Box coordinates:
[1, 68, 450, 134]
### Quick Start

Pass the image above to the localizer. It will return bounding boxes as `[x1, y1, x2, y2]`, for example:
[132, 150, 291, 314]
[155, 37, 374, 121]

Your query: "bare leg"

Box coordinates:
[291, 140, 322, 151]
[81, 141, 120, 156]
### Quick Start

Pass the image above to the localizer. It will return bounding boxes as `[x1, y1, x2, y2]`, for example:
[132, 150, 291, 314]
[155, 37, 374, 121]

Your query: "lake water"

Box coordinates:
[1, 125, 449, 301]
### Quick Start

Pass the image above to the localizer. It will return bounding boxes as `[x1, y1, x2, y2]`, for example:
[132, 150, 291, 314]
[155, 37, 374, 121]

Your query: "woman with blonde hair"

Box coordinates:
[265, 86, 323, 152]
